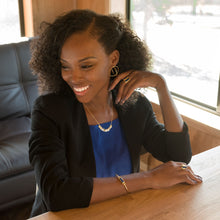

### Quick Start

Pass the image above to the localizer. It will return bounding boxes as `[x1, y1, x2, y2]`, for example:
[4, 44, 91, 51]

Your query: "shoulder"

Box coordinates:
[123, 91, 152, 111]
[34, 92, 76, 109]
[116, 91, 153, 119]
[32, 92, 82, 120]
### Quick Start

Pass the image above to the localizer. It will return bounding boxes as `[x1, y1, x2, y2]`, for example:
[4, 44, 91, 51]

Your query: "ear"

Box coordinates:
[109, 50, 120, 66]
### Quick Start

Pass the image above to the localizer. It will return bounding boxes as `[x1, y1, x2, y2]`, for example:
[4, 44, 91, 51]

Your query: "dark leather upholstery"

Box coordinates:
[0, 39, 38, 211]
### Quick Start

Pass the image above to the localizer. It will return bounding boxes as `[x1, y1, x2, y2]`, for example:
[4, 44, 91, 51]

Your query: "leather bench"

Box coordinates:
[0, 39, 38, 212]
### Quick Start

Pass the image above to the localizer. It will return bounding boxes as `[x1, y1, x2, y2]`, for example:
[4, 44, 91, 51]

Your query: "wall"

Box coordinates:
[22, 0, 125, 37]
[23, 0, 76, 36]
[76, 0, 109, 14]
[151, 102, 220, 155]
[140, 102, 220, 171]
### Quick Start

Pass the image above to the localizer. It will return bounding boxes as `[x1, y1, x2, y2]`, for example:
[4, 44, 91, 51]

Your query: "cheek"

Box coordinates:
[99, 63, 112, 79]
[88, 66, 110, 82]
[61, 71, 70, 82]
[97, 68, 111, 82]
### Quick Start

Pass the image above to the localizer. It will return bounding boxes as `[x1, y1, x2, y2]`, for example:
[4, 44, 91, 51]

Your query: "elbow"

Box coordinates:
[44, 189, 65, 212]
[42, 179, 92, 212]
[177, 146, 192, 164]
[48, 204, 62, 212]
[185, 148, 192, 164]
[46, 195, 90, 212]
[182, 140, 192, 164]
[182, 150, 192, 164]
[44, 193, 74, 212]
[167, 143, 192, 164]
[41, 184, 71, 212]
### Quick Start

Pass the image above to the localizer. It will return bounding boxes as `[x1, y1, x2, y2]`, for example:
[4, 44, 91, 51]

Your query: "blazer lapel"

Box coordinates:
[116, 102, 142, 172]
[70, 99, 96, 177]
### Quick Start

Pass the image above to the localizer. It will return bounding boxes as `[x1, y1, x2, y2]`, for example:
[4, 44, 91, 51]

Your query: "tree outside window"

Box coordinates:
[130, 0, 220, 112]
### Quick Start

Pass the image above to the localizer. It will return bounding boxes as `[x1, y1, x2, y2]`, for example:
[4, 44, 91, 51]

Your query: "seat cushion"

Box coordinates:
[0, 40, 38, 121]
[0, 170, 35, 211]
[0, 117, 33, 179]
[0, 116, 36, 210]
[0, 39, 38, 211]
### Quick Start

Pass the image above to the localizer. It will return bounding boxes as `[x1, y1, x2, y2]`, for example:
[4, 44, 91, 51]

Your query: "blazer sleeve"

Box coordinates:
[141, 97, 192, 164]
[29, 98, 93, 212]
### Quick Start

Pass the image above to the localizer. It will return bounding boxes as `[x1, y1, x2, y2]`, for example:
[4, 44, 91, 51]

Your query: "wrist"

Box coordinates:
[142, 170, 155, 189]
[155, 74, 167, 92]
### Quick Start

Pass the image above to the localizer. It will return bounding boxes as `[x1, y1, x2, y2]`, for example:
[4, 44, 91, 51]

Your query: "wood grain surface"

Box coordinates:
[29, 146, 220, 220]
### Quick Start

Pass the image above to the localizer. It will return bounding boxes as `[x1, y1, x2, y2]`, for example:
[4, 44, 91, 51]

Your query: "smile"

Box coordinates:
[73, 85, 89, 96]
[74, 85, 89, 92]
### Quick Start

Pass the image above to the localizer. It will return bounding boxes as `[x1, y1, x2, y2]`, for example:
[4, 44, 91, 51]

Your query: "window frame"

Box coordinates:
[127, 0, 220, 115]
[18, 0, 25, 37]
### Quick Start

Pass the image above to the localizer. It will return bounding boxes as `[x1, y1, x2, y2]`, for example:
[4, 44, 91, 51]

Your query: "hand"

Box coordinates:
[147, 161, 202, 189]
[109, 70, 165, 105]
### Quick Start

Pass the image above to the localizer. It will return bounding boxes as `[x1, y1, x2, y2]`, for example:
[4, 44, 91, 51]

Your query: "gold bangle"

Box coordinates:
[116, 174, 129, 193]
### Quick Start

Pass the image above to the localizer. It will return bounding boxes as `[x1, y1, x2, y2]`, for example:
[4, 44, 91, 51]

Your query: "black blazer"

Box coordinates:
[29, 91, 191, 216]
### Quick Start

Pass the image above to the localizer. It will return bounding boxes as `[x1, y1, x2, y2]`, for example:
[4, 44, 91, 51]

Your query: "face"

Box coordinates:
[60, 31, 119, 104]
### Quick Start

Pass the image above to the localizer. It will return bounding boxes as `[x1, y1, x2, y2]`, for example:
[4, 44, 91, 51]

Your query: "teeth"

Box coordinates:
[73, 85, 89, 92]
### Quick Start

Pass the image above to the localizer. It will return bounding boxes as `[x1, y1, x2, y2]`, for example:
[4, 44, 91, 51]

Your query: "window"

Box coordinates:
[129, 0, 220, 113]
[0, 0, 24, 44]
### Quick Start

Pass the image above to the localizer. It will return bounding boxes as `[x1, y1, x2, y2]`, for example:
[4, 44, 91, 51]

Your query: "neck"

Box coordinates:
[83, 92, 114, 125]
[85, 92, 112, 113]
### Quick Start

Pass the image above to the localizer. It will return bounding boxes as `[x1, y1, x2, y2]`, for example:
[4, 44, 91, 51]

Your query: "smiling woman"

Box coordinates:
[60, 31, 118, 105]
[29, 9, 202, 218]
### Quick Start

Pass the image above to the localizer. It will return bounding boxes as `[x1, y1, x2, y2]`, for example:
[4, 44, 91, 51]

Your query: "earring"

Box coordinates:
[110, 66, 119, 77]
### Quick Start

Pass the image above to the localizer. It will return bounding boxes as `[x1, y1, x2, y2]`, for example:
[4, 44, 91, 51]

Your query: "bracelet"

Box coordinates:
[116, 174, 129, 193]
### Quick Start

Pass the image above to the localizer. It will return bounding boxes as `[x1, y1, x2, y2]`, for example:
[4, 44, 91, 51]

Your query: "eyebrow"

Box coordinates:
[60, 56, 97, 63]
[79, 56, 97, 62]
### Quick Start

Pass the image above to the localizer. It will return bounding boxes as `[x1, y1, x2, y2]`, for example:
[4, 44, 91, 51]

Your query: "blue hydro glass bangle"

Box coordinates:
[116, 174, 129, 193]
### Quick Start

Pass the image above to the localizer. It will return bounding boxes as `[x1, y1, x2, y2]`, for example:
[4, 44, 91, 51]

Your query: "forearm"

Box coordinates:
[90, 159, 202, 204]
[90, 172, 152, 204]
[155, 75, 183, 132]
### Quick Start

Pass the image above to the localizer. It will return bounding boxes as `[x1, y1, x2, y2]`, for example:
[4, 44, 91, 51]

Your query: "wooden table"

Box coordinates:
[29, 146, 220, 220]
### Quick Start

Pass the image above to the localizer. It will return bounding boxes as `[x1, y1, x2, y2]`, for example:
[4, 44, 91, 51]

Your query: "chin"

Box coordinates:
[75, 94, 91, 104]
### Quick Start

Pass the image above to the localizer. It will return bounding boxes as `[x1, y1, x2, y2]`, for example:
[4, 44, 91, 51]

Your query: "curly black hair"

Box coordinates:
[30, 9, 152, 94]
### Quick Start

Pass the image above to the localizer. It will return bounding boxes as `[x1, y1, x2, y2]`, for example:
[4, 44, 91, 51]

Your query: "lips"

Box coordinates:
[73, 85, 89, 96]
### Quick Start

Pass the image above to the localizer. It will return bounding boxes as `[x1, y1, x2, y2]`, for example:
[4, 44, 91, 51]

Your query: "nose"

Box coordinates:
[71, 68, 83, 83]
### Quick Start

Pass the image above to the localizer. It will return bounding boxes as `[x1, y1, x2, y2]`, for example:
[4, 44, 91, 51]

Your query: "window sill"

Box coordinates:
[140, 88, 220, 131]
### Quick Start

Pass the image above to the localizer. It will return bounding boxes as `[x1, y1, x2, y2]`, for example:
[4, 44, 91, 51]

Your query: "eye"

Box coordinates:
[81, 64, 93, 69]
[61, 65, 69, 70]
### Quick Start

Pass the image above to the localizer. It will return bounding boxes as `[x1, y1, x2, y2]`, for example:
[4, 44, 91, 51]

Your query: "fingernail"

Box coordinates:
[197, 176, 203, 181]
[192, 180, 197, 184]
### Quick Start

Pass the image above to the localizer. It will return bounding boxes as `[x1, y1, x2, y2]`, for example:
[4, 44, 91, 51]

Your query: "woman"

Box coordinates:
[29, 9, 202, 217]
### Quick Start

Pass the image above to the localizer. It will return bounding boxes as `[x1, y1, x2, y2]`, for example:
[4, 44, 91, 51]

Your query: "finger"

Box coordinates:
[119, 70, 146, 104]
[115, 72, 136, 104]
[115, 81, 125, 104]
[179, 162, 188, 169]
[182, 164, 202, 180]
[109, 72, 129, 91]
[185, 175, 198, 185]
[177, 168, 197, 185]
[180, 165, 202, 184]
[196, 175, 203, 182]
[186, 168, 203, 183]
[120, 79, 139, 104]
[116, 76, 133, 104]
[109, 70, 133, 91]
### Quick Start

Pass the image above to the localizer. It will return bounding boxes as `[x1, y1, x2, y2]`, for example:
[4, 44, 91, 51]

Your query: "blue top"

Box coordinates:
[89, 118, 132, 177]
